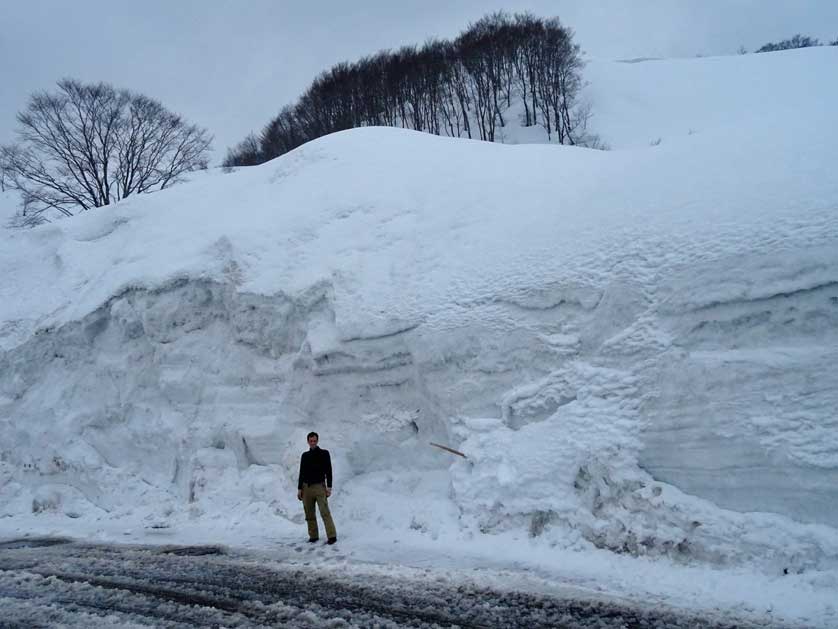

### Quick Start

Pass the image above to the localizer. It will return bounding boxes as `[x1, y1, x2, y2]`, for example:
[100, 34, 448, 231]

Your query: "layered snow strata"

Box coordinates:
[2, 48, 838, 569]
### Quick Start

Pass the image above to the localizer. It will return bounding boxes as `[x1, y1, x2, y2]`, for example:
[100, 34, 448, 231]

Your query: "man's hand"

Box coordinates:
[297, 489, 303, 501]
[326, 487, 332, 497]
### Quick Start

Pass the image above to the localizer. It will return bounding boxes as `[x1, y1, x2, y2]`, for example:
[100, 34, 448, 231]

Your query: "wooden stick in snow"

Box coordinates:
[429, 442, 467, 458]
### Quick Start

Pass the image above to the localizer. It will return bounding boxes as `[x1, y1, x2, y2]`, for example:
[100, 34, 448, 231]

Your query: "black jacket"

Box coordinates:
[298, 447, 333, 489]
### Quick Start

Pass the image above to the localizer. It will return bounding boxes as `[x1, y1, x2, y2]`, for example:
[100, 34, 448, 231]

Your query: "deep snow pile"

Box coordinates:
[1, 47, 838, 580]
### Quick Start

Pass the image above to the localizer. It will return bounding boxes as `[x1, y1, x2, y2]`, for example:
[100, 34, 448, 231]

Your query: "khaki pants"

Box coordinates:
[302, 483, 337, 540]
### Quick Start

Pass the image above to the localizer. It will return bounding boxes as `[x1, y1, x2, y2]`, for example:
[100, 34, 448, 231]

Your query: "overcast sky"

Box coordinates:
[1, 1, 836, 159]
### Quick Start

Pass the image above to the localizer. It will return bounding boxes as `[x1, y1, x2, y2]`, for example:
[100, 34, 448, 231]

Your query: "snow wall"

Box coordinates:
[2, 48, 838, 570]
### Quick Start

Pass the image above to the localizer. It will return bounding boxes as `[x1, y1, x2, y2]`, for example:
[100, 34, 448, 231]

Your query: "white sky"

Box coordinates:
[1, 0, 836, 158]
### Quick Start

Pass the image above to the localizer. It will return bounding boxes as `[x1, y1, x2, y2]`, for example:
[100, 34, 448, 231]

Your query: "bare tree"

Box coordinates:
[457, 23, 498, 141]
[512, 13, 544, 127]
[532, 18, 586, 144]
[222, 133, 261, 168]
[0, 79, 212, 225]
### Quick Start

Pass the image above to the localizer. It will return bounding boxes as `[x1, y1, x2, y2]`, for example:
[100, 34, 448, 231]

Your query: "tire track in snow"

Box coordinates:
[0, 539, 788, 628]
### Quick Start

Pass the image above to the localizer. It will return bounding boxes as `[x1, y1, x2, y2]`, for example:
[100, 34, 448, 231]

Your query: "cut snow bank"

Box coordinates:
[2, 48, 838, 582]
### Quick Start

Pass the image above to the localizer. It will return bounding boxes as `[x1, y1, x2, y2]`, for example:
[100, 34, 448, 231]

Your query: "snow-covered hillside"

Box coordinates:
[1, 47, 838, 624]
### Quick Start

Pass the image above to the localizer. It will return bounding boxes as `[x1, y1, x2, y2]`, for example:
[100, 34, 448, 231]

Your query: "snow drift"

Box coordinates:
[2, 48, 838, 572]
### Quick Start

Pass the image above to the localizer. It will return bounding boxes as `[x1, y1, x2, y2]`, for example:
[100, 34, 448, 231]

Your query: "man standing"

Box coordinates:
[297, 431, 338, 544]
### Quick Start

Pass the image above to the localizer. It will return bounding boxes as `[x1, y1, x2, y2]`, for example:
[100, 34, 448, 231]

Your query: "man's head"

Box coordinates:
[307, 432, 319, 449]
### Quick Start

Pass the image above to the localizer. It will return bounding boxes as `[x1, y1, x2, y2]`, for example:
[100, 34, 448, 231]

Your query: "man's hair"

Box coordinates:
[307, 432, 319, 441]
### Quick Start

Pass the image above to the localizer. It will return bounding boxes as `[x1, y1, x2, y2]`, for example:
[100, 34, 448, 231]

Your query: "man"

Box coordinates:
[297, 431, 338, 544]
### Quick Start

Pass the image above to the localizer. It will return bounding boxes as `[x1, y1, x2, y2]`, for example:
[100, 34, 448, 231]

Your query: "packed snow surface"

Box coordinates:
[0, 539, 793, 628]
[2, 47, 838, 627]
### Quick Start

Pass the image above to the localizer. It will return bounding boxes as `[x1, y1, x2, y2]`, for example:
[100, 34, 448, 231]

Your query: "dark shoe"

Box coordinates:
[326, 537, 337, 545]
[307, 538, 319, 543]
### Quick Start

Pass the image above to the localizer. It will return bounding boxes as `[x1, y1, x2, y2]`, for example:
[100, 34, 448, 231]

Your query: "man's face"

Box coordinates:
[307, 436, 318, 449]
